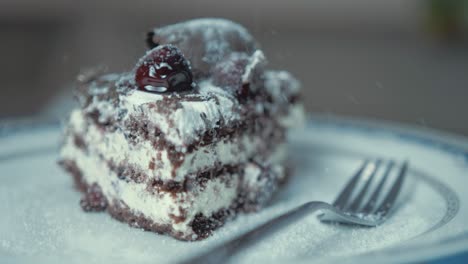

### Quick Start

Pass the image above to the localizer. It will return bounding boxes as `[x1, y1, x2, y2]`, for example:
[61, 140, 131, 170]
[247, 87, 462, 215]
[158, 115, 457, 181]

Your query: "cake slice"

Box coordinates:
[59, 18, 304, 241]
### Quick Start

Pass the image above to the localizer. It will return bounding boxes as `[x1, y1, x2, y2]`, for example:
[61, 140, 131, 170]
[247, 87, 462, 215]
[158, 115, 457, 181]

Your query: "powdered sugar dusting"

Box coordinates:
[150, 18, 257, 75]
[1, 125, 458, 263]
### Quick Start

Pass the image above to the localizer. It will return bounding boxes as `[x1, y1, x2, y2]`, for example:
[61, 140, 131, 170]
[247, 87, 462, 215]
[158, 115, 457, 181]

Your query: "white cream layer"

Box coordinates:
[69, 110, 282, 181]
[60, 136, 239, 238]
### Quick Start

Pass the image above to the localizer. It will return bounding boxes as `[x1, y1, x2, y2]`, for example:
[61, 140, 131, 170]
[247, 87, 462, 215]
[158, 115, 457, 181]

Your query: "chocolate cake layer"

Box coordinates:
[60, 18, 304, 241]
[66, 110, 286, 182]
[60, 143, 288, 241]
[60, 159, 236, 240]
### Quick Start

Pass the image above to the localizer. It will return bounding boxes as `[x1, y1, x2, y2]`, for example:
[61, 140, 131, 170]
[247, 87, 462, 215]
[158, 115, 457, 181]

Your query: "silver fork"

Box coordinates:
[181, 159, 408, 264]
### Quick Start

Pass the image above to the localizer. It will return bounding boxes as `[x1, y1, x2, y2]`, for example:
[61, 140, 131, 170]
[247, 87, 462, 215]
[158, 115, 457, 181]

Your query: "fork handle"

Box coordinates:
[180, 201, 330, 264]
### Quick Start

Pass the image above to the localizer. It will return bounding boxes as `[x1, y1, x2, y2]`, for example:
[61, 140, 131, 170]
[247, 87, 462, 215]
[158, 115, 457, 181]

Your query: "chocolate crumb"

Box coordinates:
[80, 183, 108, 212]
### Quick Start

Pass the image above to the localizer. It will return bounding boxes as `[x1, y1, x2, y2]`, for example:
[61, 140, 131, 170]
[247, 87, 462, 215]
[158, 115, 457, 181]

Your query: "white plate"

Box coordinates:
[1, 116, 468, 264]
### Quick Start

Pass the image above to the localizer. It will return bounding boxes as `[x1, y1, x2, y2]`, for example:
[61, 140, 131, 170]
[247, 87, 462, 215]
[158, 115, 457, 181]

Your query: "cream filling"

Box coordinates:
[62, 111, 288, 237]
[60, 137, 239, 236]
[68, 110, 283, 181]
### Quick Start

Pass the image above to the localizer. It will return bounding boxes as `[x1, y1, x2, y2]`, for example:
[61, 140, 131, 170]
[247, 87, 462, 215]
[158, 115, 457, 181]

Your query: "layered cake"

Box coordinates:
[59, 18, 304, 241]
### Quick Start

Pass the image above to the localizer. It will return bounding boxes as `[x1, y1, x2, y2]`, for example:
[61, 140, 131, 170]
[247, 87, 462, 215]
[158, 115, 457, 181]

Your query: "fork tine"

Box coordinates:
[374, 161, 408, 216]
[347, 159, 382, 212]
[361, 160, 395, 213]
[333, 160, 369, 209]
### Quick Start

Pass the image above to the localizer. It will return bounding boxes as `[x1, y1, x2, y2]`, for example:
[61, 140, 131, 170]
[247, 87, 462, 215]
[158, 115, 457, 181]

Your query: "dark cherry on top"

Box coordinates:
[135, 45, 193, 93]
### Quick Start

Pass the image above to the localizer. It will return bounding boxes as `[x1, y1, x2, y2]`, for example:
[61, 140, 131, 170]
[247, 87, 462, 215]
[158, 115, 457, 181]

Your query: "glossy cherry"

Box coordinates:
[135, 45, 193, 93]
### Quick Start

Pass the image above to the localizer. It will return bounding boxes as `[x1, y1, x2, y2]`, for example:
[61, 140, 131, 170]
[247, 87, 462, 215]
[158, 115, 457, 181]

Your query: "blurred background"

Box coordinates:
[1, 0, 468, 135]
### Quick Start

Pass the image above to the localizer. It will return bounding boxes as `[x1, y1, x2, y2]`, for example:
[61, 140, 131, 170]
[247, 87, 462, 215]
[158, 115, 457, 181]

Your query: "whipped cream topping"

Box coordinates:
[120, 79, 242, 147]
[81, 70, 302, 148]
